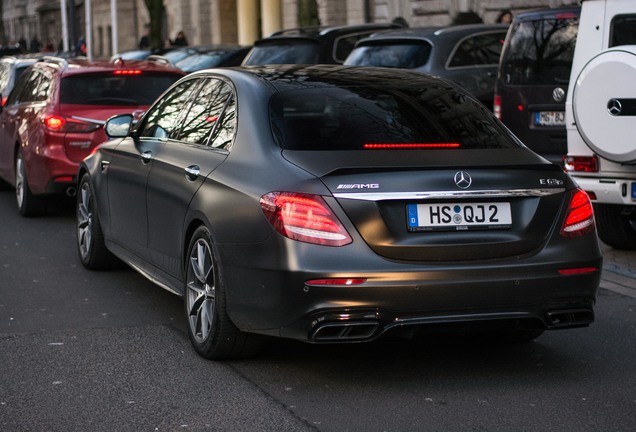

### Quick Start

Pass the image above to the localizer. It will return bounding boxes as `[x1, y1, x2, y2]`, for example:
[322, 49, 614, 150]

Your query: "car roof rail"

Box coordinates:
[39, 56, 69, 70]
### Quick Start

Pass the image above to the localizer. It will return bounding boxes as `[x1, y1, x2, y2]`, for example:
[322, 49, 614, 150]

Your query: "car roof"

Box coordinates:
[206, 64, 452, 93]
[358, 23, 509, 44]
[33, 56, 185, 77]
[258, 23, 402, 42]
[513, 5, 580, 21]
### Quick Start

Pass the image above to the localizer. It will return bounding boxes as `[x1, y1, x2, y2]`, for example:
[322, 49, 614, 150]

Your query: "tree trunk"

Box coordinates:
[144, 0, 164, 50]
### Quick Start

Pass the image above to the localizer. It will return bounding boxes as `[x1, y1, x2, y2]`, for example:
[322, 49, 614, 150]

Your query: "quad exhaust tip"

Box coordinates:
[311, 321, 379, 341]
[546, 309, 594, 327]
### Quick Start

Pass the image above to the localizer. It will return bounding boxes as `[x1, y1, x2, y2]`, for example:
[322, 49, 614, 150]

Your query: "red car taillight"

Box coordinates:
[563, 155, 599, 173]
[44, 115, 101, 133]
[493, 94, 502, 120]
[560, 189, 595, 237]
[260, 192, 352, 246]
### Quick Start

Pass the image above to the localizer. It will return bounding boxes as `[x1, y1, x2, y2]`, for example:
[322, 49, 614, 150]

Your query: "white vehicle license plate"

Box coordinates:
[407, 202, 512, 231]
[534, 111, 565, 126]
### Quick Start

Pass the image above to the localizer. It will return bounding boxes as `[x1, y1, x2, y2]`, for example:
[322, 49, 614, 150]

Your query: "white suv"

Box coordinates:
[564, 0, 636, 249]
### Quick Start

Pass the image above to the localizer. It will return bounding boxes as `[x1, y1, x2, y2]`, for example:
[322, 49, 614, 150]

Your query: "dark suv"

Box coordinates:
[494, 7, 580, 165]
[344, 24, 509, 107]
[241, 23, 400, 65]
[0, 57, 184, 215]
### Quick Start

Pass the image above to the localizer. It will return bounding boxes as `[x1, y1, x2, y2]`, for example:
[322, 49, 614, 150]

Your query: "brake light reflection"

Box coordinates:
[364, 143, 460, 149]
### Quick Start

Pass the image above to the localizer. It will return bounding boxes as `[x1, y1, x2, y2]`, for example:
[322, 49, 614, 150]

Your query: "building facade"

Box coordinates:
[2, 0, 579, 58]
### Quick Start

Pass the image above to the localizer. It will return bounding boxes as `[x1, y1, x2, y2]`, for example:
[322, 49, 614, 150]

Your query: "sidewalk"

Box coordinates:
[600, 242, 636, 298]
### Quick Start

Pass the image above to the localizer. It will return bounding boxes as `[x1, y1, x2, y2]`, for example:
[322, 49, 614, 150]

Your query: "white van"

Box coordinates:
[564, 0, 636, 249]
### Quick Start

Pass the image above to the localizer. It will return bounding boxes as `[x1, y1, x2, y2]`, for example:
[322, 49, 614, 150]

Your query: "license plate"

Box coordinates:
[407, 202, 512, 231]
[534, 111, 565, 126]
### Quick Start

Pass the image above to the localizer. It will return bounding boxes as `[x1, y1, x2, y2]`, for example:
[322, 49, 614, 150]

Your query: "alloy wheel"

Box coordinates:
[186, 238, 216, 343]
[77, 181, 93, 259]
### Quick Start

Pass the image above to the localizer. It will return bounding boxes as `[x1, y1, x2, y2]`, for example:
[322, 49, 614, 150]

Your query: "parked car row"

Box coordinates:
[0, 11, 610, 360]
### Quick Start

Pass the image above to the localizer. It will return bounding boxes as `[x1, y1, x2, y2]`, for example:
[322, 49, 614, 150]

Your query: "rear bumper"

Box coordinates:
[220, 236, 602, 342]
[573, 175, 636, 206]
[26, 142, 78, 195]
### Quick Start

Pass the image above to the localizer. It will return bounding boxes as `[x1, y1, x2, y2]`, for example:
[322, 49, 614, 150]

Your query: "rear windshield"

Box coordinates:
[270, 86, 520, 151]
[60, 73, 180, 106]
[176, 52, 232, 72]
[501, 14, 578, 85]
[345, 42, 432, 68]
[243, 41, 320, 65]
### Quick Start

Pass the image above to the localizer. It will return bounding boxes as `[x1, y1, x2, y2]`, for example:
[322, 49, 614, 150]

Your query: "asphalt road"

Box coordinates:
[1, 191, 635, 432]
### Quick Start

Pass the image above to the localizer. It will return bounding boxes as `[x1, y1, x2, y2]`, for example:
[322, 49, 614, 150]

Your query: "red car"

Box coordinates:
[0, 56, 184, 215]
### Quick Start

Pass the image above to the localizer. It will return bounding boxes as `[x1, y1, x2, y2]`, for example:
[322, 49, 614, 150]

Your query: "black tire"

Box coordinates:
[76, 173, 119, 270]
[15, 151, 42, 216]
[0, 176, 10, 191]
[184, 226, 262, 360]
[594, 203, 636, 250]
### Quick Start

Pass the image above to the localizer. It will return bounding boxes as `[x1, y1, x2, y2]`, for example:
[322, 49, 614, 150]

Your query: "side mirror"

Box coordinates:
[104, 114, 134, 138]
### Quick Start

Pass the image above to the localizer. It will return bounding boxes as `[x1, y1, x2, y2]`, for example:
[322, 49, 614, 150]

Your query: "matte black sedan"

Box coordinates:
[76, 65, 602, 360]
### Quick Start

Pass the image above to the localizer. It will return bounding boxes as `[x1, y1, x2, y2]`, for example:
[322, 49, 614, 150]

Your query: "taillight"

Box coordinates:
[493, 94, 502, 119]
[563, 155, 598, 173]
[44, 115, 100, 133]
[1, 95, 7, 107]
[45, 115, 65, 131]
[260, 192, 352, 246]
[560, 189, 595, 237]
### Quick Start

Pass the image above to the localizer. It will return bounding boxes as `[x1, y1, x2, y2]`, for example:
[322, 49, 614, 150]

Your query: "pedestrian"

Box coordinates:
[496, 9, 513, 25]
[29, 36, 41, 53]
[139, 25, 150, 50]
[171, 31, 188, 47]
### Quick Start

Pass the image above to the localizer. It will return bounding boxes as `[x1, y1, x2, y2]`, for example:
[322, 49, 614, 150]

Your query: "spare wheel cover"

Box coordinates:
[572, 47, 636, 163]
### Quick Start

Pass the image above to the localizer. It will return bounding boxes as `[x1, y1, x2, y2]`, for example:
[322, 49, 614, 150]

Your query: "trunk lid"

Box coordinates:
[284, 148, 569, 261]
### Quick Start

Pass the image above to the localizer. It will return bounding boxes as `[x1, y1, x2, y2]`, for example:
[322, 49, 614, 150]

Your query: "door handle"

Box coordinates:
[185, 165, 200, 181]
[140, 151, 152, 164]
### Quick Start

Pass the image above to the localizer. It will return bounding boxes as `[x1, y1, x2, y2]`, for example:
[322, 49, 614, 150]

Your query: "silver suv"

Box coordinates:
[564, 0, 636, 249]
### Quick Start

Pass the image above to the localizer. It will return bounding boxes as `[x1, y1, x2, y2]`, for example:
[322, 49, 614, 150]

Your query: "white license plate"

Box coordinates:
[534, 111, 565, 126]
[407, 202, 512, 231]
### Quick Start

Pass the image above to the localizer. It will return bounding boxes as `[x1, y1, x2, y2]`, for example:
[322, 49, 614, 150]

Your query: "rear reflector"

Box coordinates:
[260, 192, 352, 246]
[558, 267, 598, 275]
[305, 278, 367, 286]
[560, 189, 595, 237]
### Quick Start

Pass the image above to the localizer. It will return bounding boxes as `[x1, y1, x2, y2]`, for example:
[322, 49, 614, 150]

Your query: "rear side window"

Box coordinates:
[448, 32, 506, 67]
[345, 41, 432, 68]
[60, 72, 180, 106]
[270, 85, 520, 151]
[501, 14, 578, 85]
[611, 15, 636, 47]
[177, 78, 236, 149]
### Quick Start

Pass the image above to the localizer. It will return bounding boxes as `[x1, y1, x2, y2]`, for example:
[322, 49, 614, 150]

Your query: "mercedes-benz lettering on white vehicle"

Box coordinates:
[564, 0, 636, 249]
